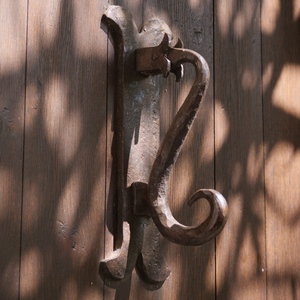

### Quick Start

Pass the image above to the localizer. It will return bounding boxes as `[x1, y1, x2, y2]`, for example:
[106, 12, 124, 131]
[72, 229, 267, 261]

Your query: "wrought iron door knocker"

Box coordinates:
[99, 5, 228, 289]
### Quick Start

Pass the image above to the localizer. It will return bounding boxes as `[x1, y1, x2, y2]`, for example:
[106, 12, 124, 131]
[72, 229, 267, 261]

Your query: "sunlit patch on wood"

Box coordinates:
[261, 0, 281, 35]
[273, 65, 300, 118]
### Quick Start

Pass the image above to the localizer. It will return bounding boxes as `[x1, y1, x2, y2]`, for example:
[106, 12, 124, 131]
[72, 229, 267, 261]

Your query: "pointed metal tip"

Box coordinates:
[174, 38, 184, 48]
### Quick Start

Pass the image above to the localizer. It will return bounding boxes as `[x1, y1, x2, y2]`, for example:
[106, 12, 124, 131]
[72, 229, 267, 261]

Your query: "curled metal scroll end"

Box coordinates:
[99, 224, 131, 284]
[99, 251, 126, 282]
[148, 186, 228, 246]
[188, 189, 228, 235]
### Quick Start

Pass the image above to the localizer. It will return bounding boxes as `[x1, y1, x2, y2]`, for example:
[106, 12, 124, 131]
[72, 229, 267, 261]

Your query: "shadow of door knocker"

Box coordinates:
[99, 5, 228, 290]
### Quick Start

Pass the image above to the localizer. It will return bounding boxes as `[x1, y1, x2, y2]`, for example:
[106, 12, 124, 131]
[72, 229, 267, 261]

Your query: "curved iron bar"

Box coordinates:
[148, 47, 228, 245]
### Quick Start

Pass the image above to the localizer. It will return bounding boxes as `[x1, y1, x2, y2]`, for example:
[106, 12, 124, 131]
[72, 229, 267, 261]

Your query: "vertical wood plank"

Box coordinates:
[0, 0, 27, 299]
[20, 0, 108, 298]
[214, 1, 266, 299]
[154, 1, 216, 300]
[104, 1, 215, 299]
[262, 0, 300, 298]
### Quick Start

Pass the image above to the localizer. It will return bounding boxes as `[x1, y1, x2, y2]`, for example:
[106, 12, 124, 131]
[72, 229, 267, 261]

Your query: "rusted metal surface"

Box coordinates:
[100, 5, 228, 289]
[100, 5, 171, 289]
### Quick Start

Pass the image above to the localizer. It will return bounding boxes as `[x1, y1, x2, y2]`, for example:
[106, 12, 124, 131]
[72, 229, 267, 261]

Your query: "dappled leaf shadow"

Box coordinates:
[0, 0, 299, 299]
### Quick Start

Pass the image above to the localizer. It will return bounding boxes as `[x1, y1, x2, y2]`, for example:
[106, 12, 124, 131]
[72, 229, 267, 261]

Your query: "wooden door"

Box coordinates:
[1, 0, 299, 299]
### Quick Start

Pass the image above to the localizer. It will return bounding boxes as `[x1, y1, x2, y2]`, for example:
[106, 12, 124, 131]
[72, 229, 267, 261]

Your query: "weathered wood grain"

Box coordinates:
[20, 1, 107, 299]
[214, 1, 266, 299]
[0, 0, 27, 299]
[262, 1, 300, 299]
